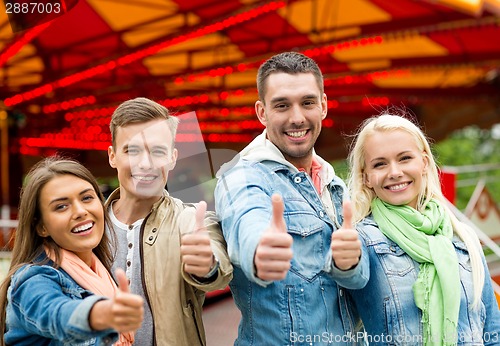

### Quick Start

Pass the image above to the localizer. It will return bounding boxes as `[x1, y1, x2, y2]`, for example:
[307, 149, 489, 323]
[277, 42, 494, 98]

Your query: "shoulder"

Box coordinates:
[11, 264, 67, 290]
[356, 216, 390, 243]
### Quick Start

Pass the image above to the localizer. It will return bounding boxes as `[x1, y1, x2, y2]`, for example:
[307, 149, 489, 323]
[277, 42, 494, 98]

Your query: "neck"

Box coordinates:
[285, 154, 313, 174]
[112, 193, 160, 225]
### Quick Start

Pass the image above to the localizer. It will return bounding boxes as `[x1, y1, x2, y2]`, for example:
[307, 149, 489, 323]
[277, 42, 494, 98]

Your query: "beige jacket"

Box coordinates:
[105, 189, 233, 346]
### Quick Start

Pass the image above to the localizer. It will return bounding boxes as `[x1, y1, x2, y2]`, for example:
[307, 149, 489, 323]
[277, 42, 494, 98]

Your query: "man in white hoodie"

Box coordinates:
[215, 52, 369, 346]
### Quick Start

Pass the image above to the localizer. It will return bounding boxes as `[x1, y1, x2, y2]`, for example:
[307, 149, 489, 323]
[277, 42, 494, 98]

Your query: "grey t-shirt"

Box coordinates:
[108, 203, 154, 346]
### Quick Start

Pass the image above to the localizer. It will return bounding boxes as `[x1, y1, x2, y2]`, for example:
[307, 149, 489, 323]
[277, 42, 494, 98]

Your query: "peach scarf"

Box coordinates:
[45, 247, 134, 345]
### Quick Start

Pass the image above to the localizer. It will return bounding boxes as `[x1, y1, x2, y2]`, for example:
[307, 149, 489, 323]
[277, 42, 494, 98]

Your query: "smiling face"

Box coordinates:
[363, 129, 429, 209]
[37, 174, 105, 266]
[108, 119, 178, 202]
[255, 72, 327, 169]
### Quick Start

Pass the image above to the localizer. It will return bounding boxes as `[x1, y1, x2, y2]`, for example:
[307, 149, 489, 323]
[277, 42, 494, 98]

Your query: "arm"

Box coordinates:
[215, 162, 290, 286]
[481, 258, 500, 345]
[8, 265, 118, 343]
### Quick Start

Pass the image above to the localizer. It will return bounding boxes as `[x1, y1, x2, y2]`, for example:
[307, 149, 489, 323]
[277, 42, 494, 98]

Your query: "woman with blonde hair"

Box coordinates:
[346, 113, 500, 345]
[0, 157, 144, 345]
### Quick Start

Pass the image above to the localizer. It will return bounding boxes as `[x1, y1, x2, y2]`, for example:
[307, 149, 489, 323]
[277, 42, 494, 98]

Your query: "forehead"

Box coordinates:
[115, 119, 173, 147]
[40, 175, 93, 200]
[364, 130, 419, 157]
[263, 72, 320, 101]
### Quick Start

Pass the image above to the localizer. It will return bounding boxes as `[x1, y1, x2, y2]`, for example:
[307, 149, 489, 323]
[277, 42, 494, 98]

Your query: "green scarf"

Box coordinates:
[371, 198, 460, 346]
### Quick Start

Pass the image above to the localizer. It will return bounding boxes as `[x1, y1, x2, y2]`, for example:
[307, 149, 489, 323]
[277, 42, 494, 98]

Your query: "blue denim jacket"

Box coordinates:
[215, 158, 369, 346]
[5, 257, 118, 346]
[348, 217, 500, 346]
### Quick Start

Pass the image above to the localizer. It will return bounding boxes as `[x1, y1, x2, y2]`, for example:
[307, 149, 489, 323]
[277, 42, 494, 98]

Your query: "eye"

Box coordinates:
[151, 149, 168, 157]
[54, 204, 68, 211]
[303, 100, 316, 107]
[274, 103, 288, 110]
[400, 155, 413, 161]
[82, 194, 95, 202]
[125, 147, 140, 155]
[373, 162, 385, 168]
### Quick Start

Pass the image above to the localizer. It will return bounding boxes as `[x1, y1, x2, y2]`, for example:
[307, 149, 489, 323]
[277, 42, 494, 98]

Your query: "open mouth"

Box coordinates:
[385, 182, 411, 191]
[286, 130, 308, 138]
[72, 221, 93, 234]
[132, 175, 157, 182]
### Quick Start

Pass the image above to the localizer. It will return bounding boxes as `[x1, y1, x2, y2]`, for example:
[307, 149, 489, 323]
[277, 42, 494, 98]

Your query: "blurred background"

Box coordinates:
[1, 1, 500, 344]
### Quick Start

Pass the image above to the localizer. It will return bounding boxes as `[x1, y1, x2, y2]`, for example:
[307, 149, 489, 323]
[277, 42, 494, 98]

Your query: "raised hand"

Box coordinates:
[254, 194, 293, 281]
[110, 269, 144, 332]
[330, 200, 361, 270]
[181, 201, 216, 277]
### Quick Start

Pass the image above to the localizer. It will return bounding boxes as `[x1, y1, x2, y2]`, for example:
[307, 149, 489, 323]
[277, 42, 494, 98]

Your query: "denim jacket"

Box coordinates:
[348, 217, 500, 346]
[5, 256, 118, 346]
[215, 134, 369, 346]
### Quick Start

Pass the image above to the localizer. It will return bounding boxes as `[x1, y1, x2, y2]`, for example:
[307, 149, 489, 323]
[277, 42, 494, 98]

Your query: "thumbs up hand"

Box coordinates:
[181, 201, 216, 277]
[254, 194, 293, 281]
[330, 200, 361, 270]
[109, 269, 144, 332]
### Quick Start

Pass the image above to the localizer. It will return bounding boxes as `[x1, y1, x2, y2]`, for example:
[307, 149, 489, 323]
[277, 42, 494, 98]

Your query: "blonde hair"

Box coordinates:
[347, 113, 484, 308]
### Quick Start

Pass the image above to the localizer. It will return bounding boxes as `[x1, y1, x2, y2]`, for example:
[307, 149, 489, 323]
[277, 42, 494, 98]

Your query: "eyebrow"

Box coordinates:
[123, 143, 170, 151]
[48, 188, 94, 205]
[269, 94, 318, 104]
[369, 150, 413, 163]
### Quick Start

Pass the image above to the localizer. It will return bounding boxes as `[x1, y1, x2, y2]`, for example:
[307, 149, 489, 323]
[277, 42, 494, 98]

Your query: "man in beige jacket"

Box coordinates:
[105, 97, 232, 346]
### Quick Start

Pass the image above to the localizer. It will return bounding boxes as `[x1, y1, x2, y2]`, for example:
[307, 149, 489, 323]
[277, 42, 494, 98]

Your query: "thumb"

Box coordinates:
[115, 268, 130, 294]
[341, 199, 354, 230]
[194, 201, 207, 232]
[269, 194, 286, 232]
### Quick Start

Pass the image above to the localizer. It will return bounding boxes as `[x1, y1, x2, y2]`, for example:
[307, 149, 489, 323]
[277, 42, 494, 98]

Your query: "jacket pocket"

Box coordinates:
[453, 240, 472, 272]
[373, 242, 414, 276]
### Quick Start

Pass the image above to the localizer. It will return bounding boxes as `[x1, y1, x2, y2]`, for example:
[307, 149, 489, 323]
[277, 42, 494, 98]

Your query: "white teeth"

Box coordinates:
[287, 130, 307, 138]
[72, 222, 93, 233]
[134, 176, 155, 181]
[388, 183, 409, 191]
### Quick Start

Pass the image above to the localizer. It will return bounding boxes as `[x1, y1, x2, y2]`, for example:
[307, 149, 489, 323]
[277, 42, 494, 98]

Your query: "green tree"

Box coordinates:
[434, 125, 500, 210]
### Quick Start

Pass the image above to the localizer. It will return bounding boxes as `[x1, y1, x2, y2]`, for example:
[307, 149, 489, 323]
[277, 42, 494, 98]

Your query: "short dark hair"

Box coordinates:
[110, 97, 179, 148]
[256, 52, 324, 102]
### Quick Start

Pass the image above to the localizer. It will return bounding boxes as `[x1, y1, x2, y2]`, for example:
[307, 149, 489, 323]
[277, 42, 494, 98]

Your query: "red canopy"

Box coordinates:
[0, 0, 499, 162]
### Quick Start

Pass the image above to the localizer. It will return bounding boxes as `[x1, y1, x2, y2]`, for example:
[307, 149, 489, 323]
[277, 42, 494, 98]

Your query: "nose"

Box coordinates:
[388, 162, 403, 179]
[137, 151, 153, 170]
[72, 201, 88, 219]
[289, 105, 305, 125]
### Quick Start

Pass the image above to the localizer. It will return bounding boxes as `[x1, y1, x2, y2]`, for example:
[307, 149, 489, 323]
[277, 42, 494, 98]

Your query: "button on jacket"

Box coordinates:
[5, 256, 118, 346]
[348, 217, 500, 346]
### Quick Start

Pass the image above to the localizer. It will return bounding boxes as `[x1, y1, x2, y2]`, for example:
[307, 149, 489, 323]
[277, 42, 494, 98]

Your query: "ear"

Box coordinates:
[36, 224, 48, 238]
[108, 145, 116, 169]
[422, 152, 429, 174]
[255, 100, 267, 126]
[321, 93, 328, 120]
[363, 172, 373, 189]
[168, 148, 178, 170]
